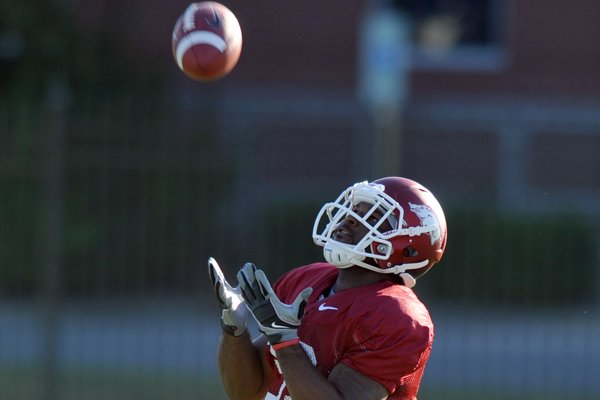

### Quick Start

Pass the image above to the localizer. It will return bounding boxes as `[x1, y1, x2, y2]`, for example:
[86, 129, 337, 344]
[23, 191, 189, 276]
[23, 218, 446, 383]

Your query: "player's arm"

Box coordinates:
[208, 258, 275, 400]
[237, 263, 388, 400]
[217, 332, 275, 400]
[276, 348, 389, 400]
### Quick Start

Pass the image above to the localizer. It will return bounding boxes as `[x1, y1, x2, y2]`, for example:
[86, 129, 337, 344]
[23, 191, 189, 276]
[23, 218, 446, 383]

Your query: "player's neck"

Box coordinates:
[333, 267, 387, 293]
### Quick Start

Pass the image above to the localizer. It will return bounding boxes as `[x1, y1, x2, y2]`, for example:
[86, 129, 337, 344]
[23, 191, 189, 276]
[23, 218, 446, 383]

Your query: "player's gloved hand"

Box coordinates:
[207, 257, 248, 337]
[237, 263, 313, 345]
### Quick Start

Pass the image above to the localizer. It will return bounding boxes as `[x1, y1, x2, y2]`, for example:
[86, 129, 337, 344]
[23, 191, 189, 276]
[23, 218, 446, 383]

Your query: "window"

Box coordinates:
[393, 0, 508, 71]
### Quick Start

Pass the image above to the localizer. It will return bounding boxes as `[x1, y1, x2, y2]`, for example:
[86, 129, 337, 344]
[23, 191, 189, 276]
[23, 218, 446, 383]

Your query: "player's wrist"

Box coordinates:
[221, 320, 250, 339]
[221, 308, 248, 336]
[264, 328, 298, 345]
[271, 338, 300, 350]
[220, 319, 243, 336]
[221, 320, 247, 336]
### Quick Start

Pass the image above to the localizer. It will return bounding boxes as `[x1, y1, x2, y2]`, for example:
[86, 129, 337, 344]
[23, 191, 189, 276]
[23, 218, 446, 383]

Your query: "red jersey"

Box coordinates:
[264, 263, 434, 400]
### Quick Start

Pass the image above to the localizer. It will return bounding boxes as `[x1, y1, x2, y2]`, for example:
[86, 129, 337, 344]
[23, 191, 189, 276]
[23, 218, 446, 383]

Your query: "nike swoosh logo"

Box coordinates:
[318, 303, 338, 311]
[271, 322, 289, 329]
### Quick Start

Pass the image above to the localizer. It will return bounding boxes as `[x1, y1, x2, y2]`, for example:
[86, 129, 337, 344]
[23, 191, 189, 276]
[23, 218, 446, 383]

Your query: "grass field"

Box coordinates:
[1, 365, 596, 400]
[419, 388, 592, 400]
[0, 365, 227, 400]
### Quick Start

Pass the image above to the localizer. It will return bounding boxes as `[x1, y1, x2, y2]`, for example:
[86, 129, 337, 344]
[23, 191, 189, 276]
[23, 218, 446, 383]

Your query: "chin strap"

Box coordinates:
[389, 259, 427, 288]
[341, 257, 427, 288]
[323, 241, 428, 288]
[388, 259, 428, 275]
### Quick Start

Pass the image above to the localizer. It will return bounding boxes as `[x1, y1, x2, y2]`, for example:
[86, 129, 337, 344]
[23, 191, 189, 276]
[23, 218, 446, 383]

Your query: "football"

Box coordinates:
[171, 2, 242, 81]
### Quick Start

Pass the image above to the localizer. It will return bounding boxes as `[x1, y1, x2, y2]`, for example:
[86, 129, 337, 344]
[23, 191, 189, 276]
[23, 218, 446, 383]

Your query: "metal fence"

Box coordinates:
[1, 89, 599, 400]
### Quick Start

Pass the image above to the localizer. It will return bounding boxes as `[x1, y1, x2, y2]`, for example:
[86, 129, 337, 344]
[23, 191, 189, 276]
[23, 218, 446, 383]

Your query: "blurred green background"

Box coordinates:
[1, 0, 599, 399]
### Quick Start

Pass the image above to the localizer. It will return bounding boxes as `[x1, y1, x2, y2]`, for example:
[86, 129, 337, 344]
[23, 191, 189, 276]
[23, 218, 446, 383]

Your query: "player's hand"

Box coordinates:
[237, 263, 312, 345]
[207, 257, 248, 336]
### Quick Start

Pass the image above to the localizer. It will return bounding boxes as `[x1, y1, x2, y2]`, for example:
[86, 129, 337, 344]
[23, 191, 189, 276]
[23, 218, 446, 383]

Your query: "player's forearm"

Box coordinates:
[275, 345, 344, 400]
[217, 332, 267, 400]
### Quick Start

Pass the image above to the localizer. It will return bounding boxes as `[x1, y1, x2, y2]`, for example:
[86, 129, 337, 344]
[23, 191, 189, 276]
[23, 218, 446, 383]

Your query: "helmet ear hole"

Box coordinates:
[403, 246, 419, 258]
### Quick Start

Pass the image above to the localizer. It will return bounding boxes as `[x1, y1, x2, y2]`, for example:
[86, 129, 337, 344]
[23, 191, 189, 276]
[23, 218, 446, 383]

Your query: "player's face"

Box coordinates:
[331, 202, 392, 245]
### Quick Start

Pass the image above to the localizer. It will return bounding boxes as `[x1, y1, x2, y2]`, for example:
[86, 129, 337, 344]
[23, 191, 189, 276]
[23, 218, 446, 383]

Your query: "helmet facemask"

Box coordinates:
[313, 181, 400, 267]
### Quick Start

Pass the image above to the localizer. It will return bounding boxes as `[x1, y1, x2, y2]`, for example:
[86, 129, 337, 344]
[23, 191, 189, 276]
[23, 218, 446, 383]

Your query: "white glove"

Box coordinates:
[207, 257, 248, 336]
[237, 263, 312, 345]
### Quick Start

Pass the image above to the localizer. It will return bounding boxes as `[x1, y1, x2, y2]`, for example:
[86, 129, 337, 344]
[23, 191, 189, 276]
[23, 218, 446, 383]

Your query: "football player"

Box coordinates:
[208, 176, 447, 400]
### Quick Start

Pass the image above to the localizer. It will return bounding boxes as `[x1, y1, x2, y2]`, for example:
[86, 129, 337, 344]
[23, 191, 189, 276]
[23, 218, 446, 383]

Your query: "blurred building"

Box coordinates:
[124, 0, 600, 215]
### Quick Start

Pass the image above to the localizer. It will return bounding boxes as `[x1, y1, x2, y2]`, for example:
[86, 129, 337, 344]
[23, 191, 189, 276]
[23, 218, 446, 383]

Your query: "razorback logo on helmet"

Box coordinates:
[408, 202, 441, 245]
